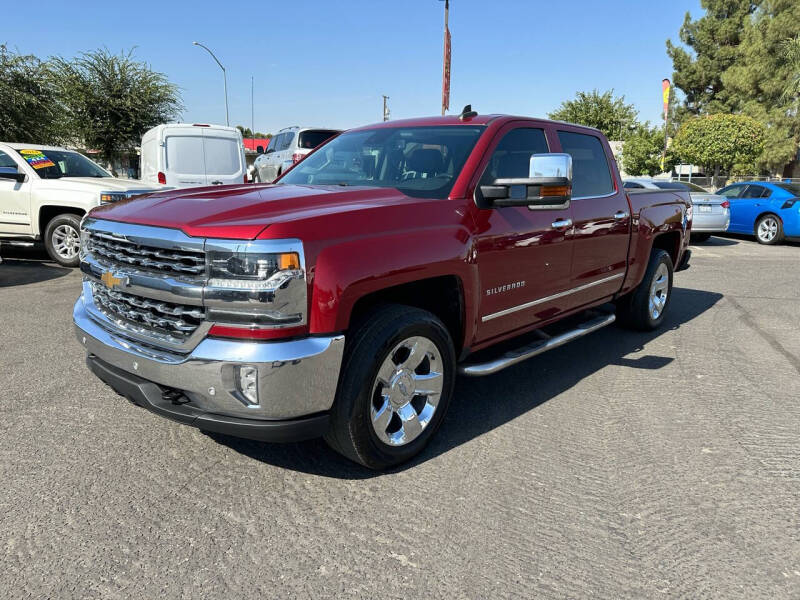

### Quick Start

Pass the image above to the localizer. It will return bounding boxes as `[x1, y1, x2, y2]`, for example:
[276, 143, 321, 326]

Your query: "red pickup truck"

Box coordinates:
[74, 108, 692, 468]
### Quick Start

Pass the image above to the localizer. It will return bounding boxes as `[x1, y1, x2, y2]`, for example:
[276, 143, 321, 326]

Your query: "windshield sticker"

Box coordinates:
[19, 149, 56, 169]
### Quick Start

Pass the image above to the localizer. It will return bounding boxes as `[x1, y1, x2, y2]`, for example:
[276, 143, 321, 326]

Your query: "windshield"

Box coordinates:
[279, 125, 485, 199]
[775, 182, 800, 196]
[14, 148, 110, 179]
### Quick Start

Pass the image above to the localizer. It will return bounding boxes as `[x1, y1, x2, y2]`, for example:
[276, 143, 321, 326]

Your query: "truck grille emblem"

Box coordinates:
[101, 270, 128, 290]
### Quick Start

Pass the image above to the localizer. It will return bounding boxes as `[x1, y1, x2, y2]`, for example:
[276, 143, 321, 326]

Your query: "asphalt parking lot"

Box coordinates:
[1, 237, 799, 599]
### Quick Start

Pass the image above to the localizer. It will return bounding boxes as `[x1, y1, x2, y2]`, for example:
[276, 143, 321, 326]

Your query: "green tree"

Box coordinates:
[666, 1, 759, 115]
[622, 125, 673, 176]
[548, 90, 638, 141]
[668, 1, 800, 174]
[671, 114, 765, 186]
[50, 48, 182, 165]
[781, 34, 800, 105]
[236, 125, 271, 139]
[0, 45, 63, 143]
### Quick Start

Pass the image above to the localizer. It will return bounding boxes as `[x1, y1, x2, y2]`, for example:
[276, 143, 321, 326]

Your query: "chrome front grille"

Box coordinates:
[87, 232, 206, 275]
[90, 282, 205, 340]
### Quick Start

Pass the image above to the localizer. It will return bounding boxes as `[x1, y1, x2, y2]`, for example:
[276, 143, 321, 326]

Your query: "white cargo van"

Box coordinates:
[140, 123, 246, 188]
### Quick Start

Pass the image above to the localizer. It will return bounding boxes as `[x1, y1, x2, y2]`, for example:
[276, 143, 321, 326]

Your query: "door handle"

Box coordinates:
[614, 211, 630, 220]
[210, 180, 223, 185]
[551, 218, 573, 230]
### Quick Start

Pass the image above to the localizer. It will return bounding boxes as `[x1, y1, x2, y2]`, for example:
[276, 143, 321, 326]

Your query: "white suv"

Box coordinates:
[0, 143, 163, 266]
[253, 127, 340, 182]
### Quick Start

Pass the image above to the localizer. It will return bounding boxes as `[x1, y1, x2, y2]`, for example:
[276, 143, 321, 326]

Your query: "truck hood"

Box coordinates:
[35, 177, 163, 193]
[89, 183, 425, 239]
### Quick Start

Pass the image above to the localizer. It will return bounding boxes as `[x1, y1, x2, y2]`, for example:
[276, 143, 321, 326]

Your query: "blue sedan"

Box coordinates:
[716, 181, 800, 245]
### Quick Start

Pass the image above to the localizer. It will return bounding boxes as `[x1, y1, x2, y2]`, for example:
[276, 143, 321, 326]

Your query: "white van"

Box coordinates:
[140, 123, 246, 188]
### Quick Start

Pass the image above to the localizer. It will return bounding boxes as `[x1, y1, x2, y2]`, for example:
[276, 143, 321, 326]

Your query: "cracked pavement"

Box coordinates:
[1, 236, 799, 599]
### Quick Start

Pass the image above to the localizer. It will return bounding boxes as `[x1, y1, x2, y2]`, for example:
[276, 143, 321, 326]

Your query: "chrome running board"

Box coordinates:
[458, 313, 616, 377]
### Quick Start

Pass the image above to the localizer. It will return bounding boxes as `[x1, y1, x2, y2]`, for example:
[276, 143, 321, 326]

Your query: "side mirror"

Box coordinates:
[266, 148, 275, 154]
[256, 145, 264, 154]
[479, 153, 572, 209]
[0, 166, 26, 183]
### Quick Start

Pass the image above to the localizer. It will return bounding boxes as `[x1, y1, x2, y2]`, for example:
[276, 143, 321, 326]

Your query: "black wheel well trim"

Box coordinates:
[347, 275, 467, 355]
[39, 205, 86, 235]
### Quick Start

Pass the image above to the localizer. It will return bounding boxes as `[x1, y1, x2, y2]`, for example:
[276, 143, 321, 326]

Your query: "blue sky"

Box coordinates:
[6, 0, 702, 135]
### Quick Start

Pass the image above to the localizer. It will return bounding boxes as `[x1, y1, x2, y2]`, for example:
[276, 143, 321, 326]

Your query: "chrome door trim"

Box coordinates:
[481, 272, 624, 322]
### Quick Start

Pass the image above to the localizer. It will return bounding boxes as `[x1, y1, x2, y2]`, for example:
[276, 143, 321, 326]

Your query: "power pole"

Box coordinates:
[383, 95, 390, 122]
[251, 76, 255, 139]
[441, 0, 451, 116]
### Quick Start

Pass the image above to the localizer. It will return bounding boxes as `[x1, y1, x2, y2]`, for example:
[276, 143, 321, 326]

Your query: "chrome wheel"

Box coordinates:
[370, 336, 444, 447]
[52, 224, 80, 260]
[648, 263, 669, 320]
[757, 217, 779, 243]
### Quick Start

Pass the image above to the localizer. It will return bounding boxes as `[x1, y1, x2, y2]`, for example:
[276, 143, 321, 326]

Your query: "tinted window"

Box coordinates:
[0, 150, 18, 169]
[267, 136, 278, 151]
[280, 125, 484, 199]
[204, 136, 241, 176]
[685, 182, 710, 193]
[623, 181, 644, 189]
[557, 131, 614, 197]
[775, 182, 800, 195]
[481, 128, 549, 183]
[741, 185, 769, 198]
[717, 185, 745, 198]
[299, 130, 339, 150]
[166, 136, 204, 174]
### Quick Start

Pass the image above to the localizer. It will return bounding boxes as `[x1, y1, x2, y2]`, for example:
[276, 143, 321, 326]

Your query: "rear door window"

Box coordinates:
[741, 185, 770, 198]
[717, 185, 746, 198]
[298, 130, 339, 150]
[203, 136, 240, 176]
[557, 131, 614, 198]
[166, 136, 204, 175]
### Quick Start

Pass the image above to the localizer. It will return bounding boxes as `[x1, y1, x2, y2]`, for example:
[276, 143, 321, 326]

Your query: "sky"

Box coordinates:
[5, 0, 703, 136]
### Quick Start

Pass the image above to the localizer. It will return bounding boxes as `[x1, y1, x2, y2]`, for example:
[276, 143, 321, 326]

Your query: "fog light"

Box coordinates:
[237, 366, 259, 405]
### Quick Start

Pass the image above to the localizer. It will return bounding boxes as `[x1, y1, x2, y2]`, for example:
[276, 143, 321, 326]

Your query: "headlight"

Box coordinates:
[100, 192, 126, 204]
[204, 239, 307, 329]
[208, 250, 301, 290]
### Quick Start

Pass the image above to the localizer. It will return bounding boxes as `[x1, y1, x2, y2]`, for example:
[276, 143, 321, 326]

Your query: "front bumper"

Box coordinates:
[74, 296, 345, 440]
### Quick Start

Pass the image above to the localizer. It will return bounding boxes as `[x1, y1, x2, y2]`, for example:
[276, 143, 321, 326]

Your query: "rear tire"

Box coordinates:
[755, 214, 783, 245]
[616, 249, 674, 331]
[44, 213, 82, 267]
[324, 305, 456, 470]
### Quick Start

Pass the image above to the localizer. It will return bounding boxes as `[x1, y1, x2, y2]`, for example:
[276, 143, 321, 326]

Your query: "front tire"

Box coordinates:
[325, 305, 456, 469]
[616, 249, 674, 331]
[755, 214, 783, 245]
[44, 213, 82, 267]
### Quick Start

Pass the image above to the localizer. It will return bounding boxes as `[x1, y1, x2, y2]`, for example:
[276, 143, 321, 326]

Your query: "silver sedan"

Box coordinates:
[623, 178, 730, 241]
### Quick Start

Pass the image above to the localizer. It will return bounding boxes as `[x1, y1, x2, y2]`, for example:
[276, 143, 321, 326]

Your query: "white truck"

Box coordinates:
[0, 143, 163, 267]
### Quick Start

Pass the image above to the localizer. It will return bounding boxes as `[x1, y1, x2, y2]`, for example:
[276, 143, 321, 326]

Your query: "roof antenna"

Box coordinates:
[459, 104, 478, 120]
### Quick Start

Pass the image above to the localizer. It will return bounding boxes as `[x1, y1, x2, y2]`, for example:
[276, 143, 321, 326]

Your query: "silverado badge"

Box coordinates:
[100, 270, 128, 290]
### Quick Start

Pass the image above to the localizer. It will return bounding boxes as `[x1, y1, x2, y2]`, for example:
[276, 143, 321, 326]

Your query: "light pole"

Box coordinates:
[193, 41, 229, 126]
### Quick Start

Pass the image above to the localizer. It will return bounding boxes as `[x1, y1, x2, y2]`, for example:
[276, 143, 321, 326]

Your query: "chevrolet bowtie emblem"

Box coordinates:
[101, 270, 128, 289]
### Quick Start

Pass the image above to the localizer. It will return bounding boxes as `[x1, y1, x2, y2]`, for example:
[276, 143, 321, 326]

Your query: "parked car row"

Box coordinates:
[624, 178, 800, 245]
[252, 127, 340, 183]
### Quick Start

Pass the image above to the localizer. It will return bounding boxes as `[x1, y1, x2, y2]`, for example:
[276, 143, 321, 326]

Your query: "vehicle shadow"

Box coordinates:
[715, 233, 800, 248]
[0, 246, 71, 287]
[209, 287, 723, 479]
[691, 236, 739, 246]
